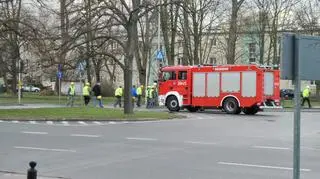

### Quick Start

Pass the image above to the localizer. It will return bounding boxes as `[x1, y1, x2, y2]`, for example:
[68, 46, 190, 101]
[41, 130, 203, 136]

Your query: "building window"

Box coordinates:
[249, 43, 256, 63]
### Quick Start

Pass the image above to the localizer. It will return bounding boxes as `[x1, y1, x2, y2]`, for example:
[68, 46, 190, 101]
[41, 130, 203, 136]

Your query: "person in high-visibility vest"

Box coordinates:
[83, 82, 91, 106]
[146, 86, 151, 108]
[301, 86, 311, 108]
[136, 85, 144, 107]
[67, 82, 76, 107]
[114, 86, 123, 108]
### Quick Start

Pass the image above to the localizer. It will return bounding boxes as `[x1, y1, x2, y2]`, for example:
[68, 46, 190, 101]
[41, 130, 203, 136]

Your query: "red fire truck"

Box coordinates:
[158, 64, 281, 115]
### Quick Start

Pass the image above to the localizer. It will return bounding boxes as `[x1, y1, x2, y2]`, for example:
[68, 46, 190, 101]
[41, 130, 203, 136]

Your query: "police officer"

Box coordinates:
[83, 82, 91, 106]
[114, 86, 123, 108]
[136, 85, 144, 107]
[301, 86, 311, 108]
[67, 82, 76, 107]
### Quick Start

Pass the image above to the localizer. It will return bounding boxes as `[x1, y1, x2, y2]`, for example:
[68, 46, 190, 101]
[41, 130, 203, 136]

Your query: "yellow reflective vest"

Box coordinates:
[137, 87, 142, 95]
[115, 88, 123, 97]
[69, 86, 75, 96]
[303, 88, 310, 98]
[83, 86, 90, 96]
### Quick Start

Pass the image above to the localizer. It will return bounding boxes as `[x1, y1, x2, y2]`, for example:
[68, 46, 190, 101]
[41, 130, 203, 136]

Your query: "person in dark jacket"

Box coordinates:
[92, 82, 103, 108]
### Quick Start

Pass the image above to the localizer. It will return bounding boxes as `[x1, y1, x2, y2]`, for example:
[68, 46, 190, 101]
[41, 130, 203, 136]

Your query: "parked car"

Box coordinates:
[280, 89, 294, 99]
[22, 85, 41, 92]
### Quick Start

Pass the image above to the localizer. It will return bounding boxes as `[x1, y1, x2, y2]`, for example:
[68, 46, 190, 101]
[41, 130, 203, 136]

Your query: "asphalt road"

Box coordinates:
[0, 111, 320, 179]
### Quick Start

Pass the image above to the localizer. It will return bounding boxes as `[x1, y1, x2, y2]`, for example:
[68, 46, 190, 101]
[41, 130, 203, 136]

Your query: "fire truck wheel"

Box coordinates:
[166, 96, 180, 112]
[186, 106, 199, 112]
[242, 106, 259, 115]
[223, 97, 240, 114]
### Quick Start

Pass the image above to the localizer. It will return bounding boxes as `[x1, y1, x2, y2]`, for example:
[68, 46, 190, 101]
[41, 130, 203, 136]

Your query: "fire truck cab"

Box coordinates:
[158, 64, 281, 115]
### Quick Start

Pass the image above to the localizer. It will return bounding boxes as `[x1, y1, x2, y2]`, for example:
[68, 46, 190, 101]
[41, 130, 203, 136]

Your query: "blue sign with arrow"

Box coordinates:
[57, 71, 63, 79]
[156, 50, 164, 61]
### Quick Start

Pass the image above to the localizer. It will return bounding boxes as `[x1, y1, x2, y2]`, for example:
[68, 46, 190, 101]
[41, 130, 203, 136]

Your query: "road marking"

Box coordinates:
[14, 146, 76, 153]
[301, 146, 320, 151]
[218, 162, 311, 172]
[71, 134, 100, 138]
[109, 121, 116, 124]
[61, 121, 69, 126]
[46, 121, 53, 125]
[252, 146, 290, 150]
[21, 131, 48, 135]
[29, 121, 37, 124]
[12, 121, 19, 123]
[126, 137, 158, 141]
[0, 120, 3, 122]
[78, 121, 87, 125]
[93, 121, 102, 125]
[184, 141, 217, 145]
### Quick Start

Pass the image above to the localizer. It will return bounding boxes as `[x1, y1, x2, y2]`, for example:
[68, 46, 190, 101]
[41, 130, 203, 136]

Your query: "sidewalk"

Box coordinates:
[0, 173, 63, 179]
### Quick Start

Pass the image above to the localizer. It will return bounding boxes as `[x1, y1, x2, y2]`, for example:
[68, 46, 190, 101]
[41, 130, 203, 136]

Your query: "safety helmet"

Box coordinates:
[307, 86, 310, 89]
[70, 82, 74, 85]
[86, 82, 90, 86]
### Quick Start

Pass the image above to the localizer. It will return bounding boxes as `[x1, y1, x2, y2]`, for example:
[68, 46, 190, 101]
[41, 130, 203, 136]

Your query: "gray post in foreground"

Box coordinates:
[293, 35, 301, 179]
[27, 161, 37, 179]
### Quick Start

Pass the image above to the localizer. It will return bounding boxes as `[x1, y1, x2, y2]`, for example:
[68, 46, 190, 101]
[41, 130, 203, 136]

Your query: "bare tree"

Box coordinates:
[226, 0, 245, 64]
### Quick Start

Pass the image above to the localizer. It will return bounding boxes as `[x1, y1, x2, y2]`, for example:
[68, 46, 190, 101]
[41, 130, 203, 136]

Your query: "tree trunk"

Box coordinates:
[85, 0, 92, 84]
[259, 11, 267, 64]
[160, 0, 173, 65]
[182, 0, 192, 65]
[226, 1, 239, 64]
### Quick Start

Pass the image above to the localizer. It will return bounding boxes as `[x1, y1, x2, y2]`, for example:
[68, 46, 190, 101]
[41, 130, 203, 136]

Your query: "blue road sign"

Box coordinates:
[156, 50, 164, 61]
[57, 71, 63, 79]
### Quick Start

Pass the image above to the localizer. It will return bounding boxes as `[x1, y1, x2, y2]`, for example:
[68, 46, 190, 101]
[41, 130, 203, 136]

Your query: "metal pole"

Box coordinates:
[27, 161, 37, 179]
[18, 59, 21, 105]
[293, 35, 301, 179]
[58, 78, 61, 105]
[157, 0, 161, 51]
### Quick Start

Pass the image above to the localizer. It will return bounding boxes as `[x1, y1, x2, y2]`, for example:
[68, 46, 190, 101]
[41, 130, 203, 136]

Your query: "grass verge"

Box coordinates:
[281, 99, 320, 108]
[0, 107, 179, 120]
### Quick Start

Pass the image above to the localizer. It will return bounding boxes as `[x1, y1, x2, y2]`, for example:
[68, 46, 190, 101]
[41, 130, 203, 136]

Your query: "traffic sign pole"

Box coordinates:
[293, 35, 301, 179]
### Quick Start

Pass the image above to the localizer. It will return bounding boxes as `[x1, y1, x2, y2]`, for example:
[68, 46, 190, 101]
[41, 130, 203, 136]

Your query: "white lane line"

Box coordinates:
[126, 137, 158, 141]
[14, 146, 76, 153]
[93, 121, 102, 125]
[252, 146, 290, 150]
[108, 121, 116, 124]
[0, 120, 3, 122]
[218, 162, 311, 172]
[301, 146, 320, 151]
[71, 134, 100, 138]
[21, 131, 48, 135]
[184, 141, 217, 145]
[46, 121, 53, 125]
[29, 121, 37, 124]
[61, 121, 69, 126]
[78, 121, 87, 125]
[12, 121, 19, 123]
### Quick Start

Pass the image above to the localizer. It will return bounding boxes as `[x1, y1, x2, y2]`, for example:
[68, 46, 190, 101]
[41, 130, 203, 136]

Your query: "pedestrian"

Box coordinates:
[301, 85, 312, 108]
[131, 85, 137, 108]
[83, 82, 91, 106]
[146, 86, 151, 108]
[114, 86, 123, 108]
[66, 82, 76, 107]
[92, 82, 104, 108]
[136, 85, 144, 107]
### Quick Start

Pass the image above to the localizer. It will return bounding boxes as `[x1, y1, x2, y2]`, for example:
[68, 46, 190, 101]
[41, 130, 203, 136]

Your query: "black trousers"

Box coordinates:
[301, 97, 311, 108]
[84, 96, 90, 106]
[136, 95, 141, 107]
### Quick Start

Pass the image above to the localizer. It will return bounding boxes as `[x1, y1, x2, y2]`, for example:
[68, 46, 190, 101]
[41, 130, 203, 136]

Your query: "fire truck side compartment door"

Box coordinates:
[207, 72, 220, 97]
[193, 73, 206, 97]
[221, 72, 240, 92]
[264, 72, 274, 96]
[242, 71, 256, 97]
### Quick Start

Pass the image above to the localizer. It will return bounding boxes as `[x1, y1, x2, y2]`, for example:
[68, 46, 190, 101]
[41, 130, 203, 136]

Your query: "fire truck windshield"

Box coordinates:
[160, 71, 176, 81]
